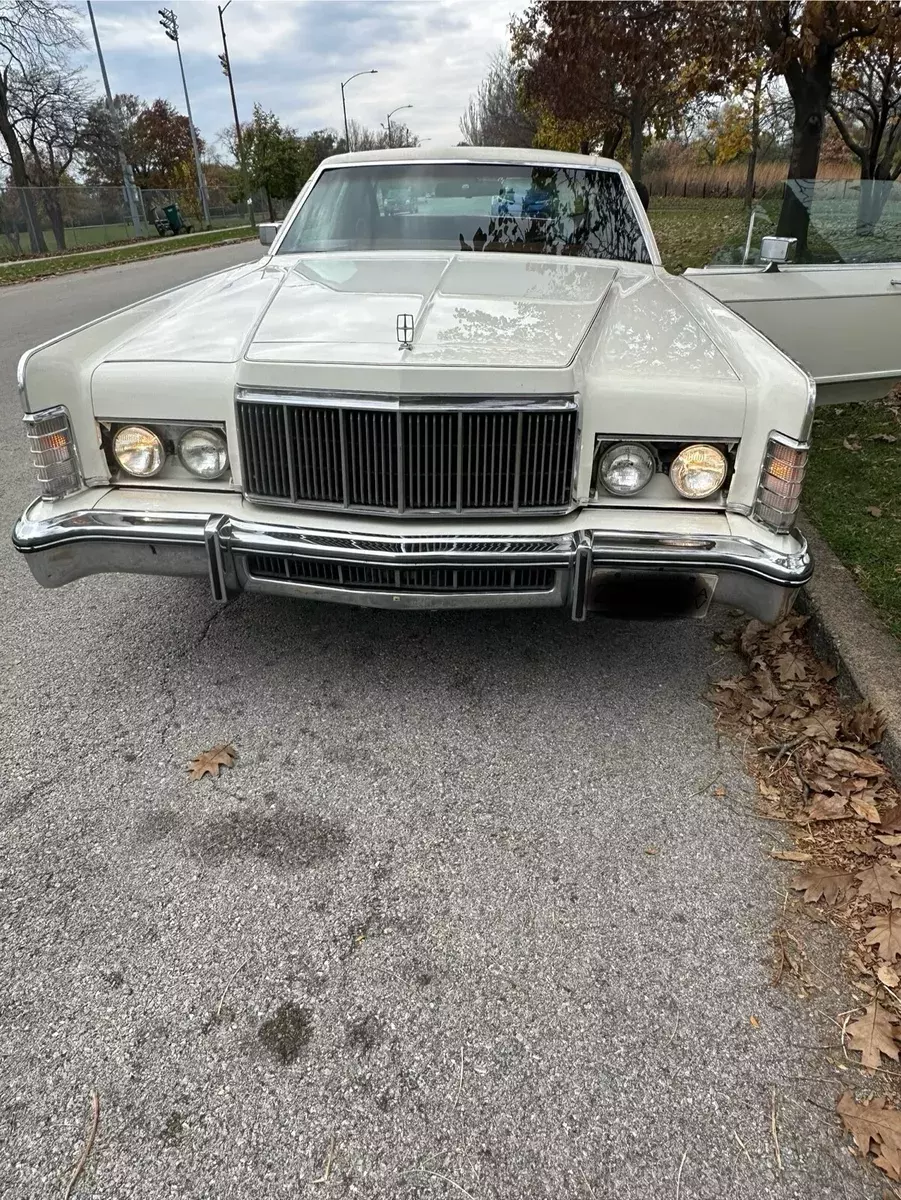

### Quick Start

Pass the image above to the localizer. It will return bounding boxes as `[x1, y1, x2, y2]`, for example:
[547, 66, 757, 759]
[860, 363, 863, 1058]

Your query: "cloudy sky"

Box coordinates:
[77, 0, 525, 156]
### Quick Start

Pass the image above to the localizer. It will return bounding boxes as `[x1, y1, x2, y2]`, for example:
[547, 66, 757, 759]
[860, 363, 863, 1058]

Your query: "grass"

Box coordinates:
[648, 195, 750, 272]
[804, 396, 901, 642]
[0, 213, 250, 260]
[0, 225, 259, 285]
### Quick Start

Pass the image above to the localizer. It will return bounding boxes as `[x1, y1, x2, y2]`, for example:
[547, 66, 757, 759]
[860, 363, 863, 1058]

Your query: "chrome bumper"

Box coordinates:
[12, 504, 813, 624]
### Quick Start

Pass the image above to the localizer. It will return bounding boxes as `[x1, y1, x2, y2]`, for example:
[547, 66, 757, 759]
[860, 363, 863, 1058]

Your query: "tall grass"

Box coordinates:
[645, 159, 859, 199]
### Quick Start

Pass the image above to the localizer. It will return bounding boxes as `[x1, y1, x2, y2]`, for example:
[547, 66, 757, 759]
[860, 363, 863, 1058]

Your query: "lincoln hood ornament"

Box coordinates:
[397, 313, 414, 350]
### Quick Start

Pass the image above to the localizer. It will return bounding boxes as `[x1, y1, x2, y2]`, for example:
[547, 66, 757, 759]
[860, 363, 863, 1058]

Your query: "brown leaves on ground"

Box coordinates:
[709, 615, 901, 1100]
[847, 1002, 901, 1073]
[837, 1091, 901, 1179]
[187, 743, 237, 781]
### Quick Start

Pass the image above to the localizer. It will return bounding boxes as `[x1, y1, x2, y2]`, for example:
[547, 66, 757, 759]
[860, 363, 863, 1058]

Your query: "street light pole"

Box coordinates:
[217, 1, 253, 228]
[86, 0, 143, 237]
[385, 104, 413, 149]
[340, 69, 378, 151]
[158, 7, 211, 228]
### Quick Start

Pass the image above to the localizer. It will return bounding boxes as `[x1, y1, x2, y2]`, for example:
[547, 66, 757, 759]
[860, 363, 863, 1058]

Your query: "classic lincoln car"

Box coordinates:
[12, 148, 901, 622]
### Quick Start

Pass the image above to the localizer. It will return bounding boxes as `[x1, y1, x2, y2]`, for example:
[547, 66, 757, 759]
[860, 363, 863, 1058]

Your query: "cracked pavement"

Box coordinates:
[0, 245, 880, 1199]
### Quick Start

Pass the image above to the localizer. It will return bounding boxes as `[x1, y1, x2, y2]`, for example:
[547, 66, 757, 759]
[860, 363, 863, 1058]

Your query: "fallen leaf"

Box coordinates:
[808, 794, 849, 821]
[850, 838, 881, 857]
[852, 796, 883, 824]
[772, 849, 812, 862]
[878, 836, 901, 848]
[868, 507, 884, 518]
[758, 781, 782, 802]
[740, 619, 767, 657]
[878, 964, 901, 989]
[825, 747, 884, 777]
[644, 846, 659, 855]
[791, 865, 854, 903]
[847, 1001, 901, 1072]
[801, 713, 841, 742]
[816, 661, 839, 682]
[776, 651, 807, 683]
[749, 1014, 760, 1028]
[845, 703, 889, 746]
[882, 805, 901, 833]
[865, 911, 901, 962]
[837, 1091, 901, 1170]
[843, 436, 861, 451]
[870, 433, 898, 443]
[187, 743, 236, 781]
[858, 862, 901, 905]
[712, 785, 727, 798]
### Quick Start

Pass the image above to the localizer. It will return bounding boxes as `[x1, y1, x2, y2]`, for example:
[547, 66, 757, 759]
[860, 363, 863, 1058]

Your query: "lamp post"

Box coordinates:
[158, 7, 211, 228]
[340, 69, 377, 151]
[86, 0, 143, 237]
[217, 1, 253, 227]
[384, 104, 413, 149]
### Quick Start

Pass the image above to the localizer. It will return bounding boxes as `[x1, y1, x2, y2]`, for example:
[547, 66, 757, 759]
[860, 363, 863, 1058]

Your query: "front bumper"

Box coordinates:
[12, 497, 812, 624]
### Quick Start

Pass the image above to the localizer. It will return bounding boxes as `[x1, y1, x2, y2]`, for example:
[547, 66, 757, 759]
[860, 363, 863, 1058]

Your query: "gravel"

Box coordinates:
[0, 245, 879, 1199]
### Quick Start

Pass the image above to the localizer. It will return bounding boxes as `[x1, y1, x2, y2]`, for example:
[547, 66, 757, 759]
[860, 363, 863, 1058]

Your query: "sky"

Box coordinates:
[76, 0, 525, 158]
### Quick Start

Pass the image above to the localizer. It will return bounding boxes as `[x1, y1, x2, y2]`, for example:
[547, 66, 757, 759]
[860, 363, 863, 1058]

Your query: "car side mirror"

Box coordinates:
[259, 222, 281, 247]
[759, 235, 796, 271]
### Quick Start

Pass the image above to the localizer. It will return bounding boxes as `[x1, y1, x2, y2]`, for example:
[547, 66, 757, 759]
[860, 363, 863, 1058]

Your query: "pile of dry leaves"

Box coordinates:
[709, 615, 901, 1182]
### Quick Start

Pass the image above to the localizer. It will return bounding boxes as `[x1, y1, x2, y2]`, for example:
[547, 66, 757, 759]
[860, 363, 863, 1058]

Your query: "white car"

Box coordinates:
[12, 148, 901, 623]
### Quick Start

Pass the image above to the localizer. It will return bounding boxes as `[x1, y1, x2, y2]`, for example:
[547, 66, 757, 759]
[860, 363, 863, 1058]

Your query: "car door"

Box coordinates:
[683, 179, 901, 403]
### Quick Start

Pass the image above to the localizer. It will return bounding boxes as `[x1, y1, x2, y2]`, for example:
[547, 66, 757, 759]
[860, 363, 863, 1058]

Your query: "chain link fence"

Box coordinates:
[0, 184, 291, 260]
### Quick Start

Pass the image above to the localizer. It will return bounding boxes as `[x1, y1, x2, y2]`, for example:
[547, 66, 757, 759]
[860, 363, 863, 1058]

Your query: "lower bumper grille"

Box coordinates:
[244, 554, 556, 594]
[237, 397, 578, 515]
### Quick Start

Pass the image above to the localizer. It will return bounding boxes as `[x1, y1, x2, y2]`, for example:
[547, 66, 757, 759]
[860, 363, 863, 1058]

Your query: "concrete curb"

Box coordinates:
[797, 516, 901, 780]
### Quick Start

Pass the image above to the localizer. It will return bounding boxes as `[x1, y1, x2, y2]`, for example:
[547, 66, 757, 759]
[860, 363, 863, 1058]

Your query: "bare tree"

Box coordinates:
[828, 8, 901, 233]
[4, 65, 93, 248]
[0, 0, 83, 252]
[345, 118, 419, 152]
[460, 50, 537, 148]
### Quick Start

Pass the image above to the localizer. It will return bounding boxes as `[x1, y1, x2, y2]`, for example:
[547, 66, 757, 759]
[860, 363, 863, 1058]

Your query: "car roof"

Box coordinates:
[324, 145, 625, 172]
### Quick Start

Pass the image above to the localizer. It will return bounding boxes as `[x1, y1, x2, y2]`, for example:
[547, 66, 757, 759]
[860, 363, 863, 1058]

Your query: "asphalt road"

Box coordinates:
[0, 247, 874, 1199]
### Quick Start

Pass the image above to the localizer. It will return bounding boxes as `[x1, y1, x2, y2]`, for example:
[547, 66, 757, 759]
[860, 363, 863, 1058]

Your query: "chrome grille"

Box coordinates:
[237, 398, 578, 514]
[245, 554, 556, 593]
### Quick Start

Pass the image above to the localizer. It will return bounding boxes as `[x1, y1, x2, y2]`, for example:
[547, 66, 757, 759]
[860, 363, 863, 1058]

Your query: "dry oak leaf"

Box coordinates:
[858, 862, 901, 905]
[816, 661, 839, 682]
[846, 1002, 901, 1073]
[844, 703, 889, 746]
[837, 1091, 901, 1170]
[865, 911, 901, 962]
[187, 743, 236, 781]
[881, 804, 901, 833]
[808, 794, 849, 821]
[878, 964, 901, 989]
[790, 865, 854, 904]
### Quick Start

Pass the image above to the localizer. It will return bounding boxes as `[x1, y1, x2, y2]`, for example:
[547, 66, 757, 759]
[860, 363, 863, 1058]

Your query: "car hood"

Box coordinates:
[105, 252, 627, 370]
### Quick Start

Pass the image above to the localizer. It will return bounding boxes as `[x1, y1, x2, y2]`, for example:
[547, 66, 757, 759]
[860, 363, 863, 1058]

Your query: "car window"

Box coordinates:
[709, 178, 901, 265]
[277, 162, 651, 263]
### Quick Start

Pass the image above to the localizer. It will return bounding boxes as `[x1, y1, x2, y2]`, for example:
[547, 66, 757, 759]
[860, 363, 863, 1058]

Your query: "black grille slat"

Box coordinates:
[245, 554, 556, 594]
[237, 401, 575, 512]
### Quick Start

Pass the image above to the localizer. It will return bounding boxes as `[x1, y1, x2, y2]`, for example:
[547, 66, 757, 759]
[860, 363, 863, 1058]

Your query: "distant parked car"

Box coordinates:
[14, 147, 901, 623]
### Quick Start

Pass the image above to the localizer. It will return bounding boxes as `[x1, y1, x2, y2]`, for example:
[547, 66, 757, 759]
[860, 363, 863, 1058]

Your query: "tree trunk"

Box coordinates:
[265, 186, 274, 221]
[744, 70, 762, 210]
[776, 53, 834, 259]
[600, 124, 623, 159]
[629, 94, 644, 183]
[0, 80, 48, 254]
[41, 192, 67, 252]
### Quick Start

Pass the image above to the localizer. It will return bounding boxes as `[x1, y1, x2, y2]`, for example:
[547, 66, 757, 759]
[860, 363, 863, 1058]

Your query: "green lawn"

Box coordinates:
[0, 213, 249, 260]
[0, 225, 259, 285]
[804, 397, 901, 642]
[649, 196, 749, 272]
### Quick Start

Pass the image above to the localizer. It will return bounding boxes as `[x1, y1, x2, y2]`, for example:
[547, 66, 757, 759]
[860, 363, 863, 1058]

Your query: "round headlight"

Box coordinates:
[178, 428, 229, 480]
[670, 444, 727, 499]
[599, 442, 655, 496]
[113, 425, 165, 477]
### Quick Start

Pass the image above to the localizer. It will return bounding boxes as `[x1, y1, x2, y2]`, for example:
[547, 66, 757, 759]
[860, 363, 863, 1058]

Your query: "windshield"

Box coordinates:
[276, 162, 651, 263]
